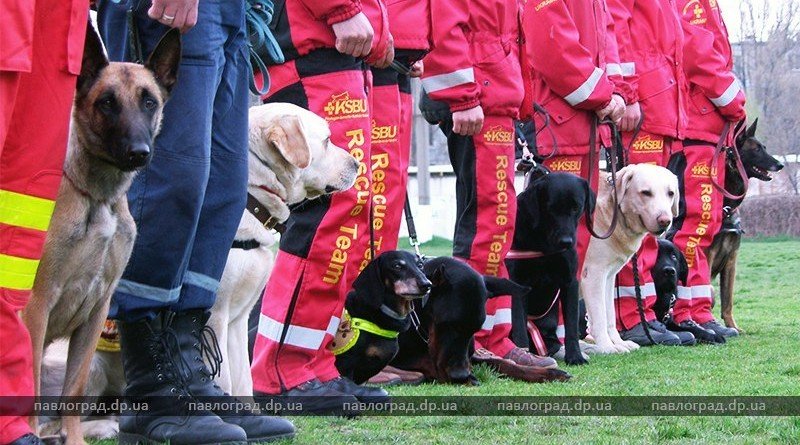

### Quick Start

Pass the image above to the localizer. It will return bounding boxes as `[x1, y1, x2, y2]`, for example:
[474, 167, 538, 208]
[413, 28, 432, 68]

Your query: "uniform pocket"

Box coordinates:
[689, 89, 716, 116]
[474, 49, 524, 115]
[637, 62, 677, 101]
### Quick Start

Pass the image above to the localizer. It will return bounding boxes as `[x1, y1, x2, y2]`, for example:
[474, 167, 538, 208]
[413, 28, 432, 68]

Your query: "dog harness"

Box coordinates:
[328, 310, 399, 356]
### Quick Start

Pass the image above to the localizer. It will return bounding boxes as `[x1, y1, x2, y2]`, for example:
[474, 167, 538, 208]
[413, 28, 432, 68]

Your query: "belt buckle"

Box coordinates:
[263, 215, 279, 230]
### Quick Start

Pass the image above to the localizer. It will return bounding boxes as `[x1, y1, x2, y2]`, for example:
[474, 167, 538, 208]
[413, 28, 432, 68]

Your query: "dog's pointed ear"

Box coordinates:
[265, 115, 311, 169]
[77, 25, 109, 94]
[145, 29, 182, 94]
[746, 118, 758, 139]
[483, 276, 530, 299]
[677, 250, 689, 285]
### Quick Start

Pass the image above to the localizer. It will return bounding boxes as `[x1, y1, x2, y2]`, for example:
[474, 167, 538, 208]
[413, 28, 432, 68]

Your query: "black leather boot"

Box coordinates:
[8, 433, 43, 445]
[117, 312, 247, 445]
[665, 316, 725, 344]
[172, 309, 296, 442]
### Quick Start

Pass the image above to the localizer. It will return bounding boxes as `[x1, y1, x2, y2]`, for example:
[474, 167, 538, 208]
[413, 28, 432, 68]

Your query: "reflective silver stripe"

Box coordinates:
[606, 63, 622, 76]
[710, 77, 741, 107]
[556, 325, 565, 338]
[257, 313, 328, 350]
[494, 308, 512, 325]
[184, 271, 220, 293]
[421, 67, 475, 93]
[676, 285, 714, 300]
[481, 313, 495, 331]
[621, 62, 636, 76]
[564, 67, 604, 106]
[615, 283, 657, 298]
[326, 315, 341, 336]
[115, 279, 181, 303]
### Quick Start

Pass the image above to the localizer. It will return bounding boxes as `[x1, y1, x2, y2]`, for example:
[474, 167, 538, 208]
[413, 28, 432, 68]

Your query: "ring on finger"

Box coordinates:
[162, 13, 175, 22]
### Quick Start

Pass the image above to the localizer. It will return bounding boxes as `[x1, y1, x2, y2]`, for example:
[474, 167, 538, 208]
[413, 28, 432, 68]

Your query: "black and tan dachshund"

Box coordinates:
[705, 118, 783, 331]
[652, 238, 689, 323]
[332, 250, 432, 384]
[392, 256, 570, 384]
[508, 173, 595, 366]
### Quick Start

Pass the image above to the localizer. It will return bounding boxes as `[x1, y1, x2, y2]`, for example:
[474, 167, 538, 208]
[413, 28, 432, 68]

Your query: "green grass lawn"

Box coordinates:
[95, 238, 800, 444]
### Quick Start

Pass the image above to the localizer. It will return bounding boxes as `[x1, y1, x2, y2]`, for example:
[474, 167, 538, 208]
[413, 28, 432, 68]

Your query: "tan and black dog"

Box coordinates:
[704, 119, 783, 332]
[22, 26, 180, 445]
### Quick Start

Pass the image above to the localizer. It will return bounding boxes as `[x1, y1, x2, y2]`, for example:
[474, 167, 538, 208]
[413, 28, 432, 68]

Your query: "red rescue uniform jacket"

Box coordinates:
[271, 0, 391, 65]
[521, 0, 631, 155]
[420, 0, 524, 118]
[608, 0, 687, 139]
[678, 0, 745, 143]
[387, 0, 431, 52]
[0, 0, 86, 74]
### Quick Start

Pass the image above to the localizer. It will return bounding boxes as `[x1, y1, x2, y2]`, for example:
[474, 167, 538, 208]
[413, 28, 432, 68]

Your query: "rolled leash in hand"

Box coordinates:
[246, 0, 284, 95]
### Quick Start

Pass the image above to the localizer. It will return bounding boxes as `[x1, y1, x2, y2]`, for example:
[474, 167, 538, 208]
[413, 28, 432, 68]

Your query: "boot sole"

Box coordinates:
[119, 432, 247, 445]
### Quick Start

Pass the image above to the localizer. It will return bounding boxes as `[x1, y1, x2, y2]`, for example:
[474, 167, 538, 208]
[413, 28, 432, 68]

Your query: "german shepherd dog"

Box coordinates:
[704, 119, 784, 332]
[21, 26, 180, 444]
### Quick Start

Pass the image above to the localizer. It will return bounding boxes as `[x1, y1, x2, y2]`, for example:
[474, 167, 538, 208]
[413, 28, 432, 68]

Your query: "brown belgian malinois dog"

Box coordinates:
[22, 25, 181, 445]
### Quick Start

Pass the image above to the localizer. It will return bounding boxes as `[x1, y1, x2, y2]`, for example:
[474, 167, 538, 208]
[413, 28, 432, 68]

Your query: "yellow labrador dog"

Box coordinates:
[208, 103, 359, 396]
[581, 164, 679, 354]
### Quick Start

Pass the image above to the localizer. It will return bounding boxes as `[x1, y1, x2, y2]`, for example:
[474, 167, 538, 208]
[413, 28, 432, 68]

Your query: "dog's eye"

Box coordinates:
[641, 190, 653, 197]
[393, 262, 404, 270]
[97, 97, 115, 111]
[143, 98, 158, 111]
[668, 190, 675, 198]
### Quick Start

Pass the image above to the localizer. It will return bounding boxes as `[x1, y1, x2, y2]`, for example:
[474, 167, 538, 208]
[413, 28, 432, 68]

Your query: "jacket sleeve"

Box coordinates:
[420, 0, 480, 112]
[299, 0, 363, 25]
[524, 0, 614, 111]
[606, 0, 639, 103]
[362, 0, 392, 65]
[681, 12, 745, 120]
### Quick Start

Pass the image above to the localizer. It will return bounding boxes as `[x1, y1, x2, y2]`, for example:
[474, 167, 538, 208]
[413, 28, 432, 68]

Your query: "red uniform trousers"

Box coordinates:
[369, 67, 411, 254]
[444, 116, 517, 357]
[250, 53, 374, 393]
[0, 1, 86, 441]
[614, 132, 680, 330]
[667, 141, 725, 324]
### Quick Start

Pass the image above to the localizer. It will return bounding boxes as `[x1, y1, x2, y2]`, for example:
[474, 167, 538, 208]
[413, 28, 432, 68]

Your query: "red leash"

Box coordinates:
[711, 121, 749, 200]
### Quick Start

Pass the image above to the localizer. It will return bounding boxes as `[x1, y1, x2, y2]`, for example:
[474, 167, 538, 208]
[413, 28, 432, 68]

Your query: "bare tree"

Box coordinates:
[737, 0, 800, 194]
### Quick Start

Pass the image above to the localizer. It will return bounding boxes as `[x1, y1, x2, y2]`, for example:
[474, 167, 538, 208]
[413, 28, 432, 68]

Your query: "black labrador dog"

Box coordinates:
[652, 238, 689, 322]
[332, 250, 432, 384]
[704, 118, 783, 331]
[391, 257, 565, 384]
[508, 173, 594, 366]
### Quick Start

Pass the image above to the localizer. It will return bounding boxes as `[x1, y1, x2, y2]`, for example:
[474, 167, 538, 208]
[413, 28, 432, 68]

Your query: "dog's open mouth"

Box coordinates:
[747, 165, 775, 181]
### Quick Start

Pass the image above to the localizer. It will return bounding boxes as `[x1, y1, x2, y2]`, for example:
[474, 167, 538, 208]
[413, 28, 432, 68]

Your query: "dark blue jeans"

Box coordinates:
[98, 0, 249, 321]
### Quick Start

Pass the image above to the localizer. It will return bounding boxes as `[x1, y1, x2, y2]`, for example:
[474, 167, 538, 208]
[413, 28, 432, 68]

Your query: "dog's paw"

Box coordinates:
[623, 340, 640, 351]
[565, 354, 589, 366]
[587, 342, 618, 354]
[546, 368, 572, 382]
[82, 419, 119, 440]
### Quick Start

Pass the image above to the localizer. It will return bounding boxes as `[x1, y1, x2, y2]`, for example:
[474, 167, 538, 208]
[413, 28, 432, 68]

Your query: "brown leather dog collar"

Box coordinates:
[246, 193, 285, 233]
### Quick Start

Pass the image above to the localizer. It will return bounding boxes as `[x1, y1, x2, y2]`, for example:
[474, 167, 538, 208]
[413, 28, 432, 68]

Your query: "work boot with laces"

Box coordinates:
[117, 312, 247, 445]
[173, 309, 295, 442]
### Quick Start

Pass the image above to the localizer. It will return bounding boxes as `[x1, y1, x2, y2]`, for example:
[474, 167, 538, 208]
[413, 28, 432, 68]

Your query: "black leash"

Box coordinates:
[403, 195, 426, 268]
[126, 8, 144, 64]
[631, 253, 656, 345]
[585, 117, 621, 240]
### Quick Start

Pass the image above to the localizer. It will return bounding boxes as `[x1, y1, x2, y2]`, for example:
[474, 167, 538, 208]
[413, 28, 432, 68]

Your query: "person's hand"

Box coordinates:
[619, 101, 642, 132]
[596, 94, 625, 123]
[148, 0, 198, 33]
[368, 35, 394, 69]
[452, 105, 484, 136]
[409, 60, 423, 78]
[332, 12, 374, 58]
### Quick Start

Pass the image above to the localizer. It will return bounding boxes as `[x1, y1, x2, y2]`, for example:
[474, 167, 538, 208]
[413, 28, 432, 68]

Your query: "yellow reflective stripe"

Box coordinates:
[0, 254, 40, 290]
[0, 189, 57, 231]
